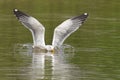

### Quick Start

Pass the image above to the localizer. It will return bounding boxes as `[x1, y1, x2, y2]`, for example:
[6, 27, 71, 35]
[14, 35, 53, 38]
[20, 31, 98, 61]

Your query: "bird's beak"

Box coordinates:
[50, 49, 54, 54]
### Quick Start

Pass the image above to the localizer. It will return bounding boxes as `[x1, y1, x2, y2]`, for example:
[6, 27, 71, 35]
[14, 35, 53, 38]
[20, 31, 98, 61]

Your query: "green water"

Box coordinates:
[0, 0, 120, 80]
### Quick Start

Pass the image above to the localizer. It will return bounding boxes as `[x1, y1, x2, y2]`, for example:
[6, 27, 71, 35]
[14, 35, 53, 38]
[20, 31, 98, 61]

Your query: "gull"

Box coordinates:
[13, 9, 88, 52]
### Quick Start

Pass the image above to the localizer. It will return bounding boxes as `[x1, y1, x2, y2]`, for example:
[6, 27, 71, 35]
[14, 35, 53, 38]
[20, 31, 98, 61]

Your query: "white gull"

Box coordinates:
[13, 9, 88, 52]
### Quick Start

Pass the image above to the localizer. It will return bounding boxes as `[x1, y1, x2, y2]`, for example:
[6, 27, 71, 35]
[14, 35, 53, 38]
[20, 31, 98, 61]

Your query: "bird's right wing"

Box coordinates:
[52, 13, 88, 47]
[13, 9, 45, 47]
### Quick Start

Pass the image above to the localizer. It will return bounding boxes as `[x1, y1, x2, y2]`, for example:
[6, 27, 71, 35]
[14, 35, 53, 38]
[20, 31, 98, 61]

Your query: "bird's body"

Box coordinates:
[13, 9, 88, 52]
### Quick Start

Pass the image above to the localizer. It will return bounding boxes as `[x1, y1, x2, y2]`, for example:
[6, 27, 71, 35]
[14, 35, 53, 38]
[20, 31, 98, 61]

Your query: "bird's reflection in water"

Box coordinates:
[14, 43, 75, 80]
[31, 51, 54, 79]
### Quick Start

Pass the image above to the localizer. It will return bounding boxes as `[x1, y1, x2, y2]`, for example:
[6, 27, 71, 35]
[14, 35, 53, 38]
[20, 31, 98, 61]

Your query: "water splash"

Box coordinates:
[13, 43, 76, 80]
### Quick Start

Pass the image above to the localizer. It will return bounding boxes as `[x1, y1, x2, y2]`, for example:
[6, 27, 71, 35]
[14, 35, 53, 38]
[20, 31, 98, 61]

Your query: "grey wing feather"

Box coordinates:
[13, 9, 45, 47]
[52, 13, 88, 47]
[13, 9, 44, 30]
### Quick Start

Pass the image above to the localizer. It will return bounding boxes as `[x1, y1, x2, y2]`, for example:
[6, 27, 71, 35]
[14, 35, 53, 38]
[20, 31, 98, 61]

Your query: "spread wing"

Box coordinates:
[52, 13, 88, 47]
[13, 9, 45, 47]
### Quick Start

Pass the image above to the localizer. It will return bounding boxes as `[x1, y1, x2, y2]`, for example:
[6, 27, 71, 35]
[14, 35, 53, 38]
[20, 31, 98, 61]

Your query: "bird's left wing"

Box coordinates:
[52, 13, 88, 47]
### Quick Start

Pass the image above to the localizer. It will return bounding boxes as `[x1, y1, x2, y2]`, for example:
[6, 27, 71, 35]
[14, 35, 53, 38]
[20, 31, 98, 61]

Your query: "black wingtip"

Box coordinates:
[13, 8, 18, 12]
[13, 8, 19, 15]
[71, 13, 89, 22]
[84, 13, 88, 16]
[13, 9, 29, 19]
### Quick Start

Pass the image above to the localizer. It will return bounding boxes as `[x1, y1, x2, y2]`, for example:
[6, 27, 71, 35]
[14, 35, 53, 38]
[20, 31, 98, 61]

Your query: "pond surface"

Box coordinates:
[0, 0, 120, 80]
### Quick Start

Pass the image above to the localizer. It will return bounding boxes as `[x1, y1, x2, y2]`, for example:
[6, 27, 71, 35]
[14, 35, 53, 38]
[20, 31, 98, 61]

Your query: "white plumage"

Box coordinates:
[13, 9, 88, 52]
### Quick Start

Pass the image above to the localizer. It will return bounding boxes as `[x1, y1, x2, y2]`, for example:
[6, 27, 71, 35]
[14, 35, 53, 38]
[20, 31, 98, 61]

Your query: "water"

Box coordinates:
[0, 0, 120, 80]
[12, 43, 75, 80]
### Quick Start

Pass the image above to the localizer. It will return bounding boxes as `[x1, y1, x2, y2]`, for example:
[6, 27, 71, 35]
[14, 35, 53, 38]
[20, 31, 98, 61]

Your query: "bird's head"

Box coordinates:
[45, 45, 54, 53]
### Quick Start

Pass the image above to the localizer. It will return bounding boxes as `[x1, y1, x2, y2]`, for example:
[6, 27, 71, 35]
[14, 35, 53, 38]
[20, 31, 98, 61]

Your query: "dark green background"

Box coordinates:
[0, 0, 119, 80]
